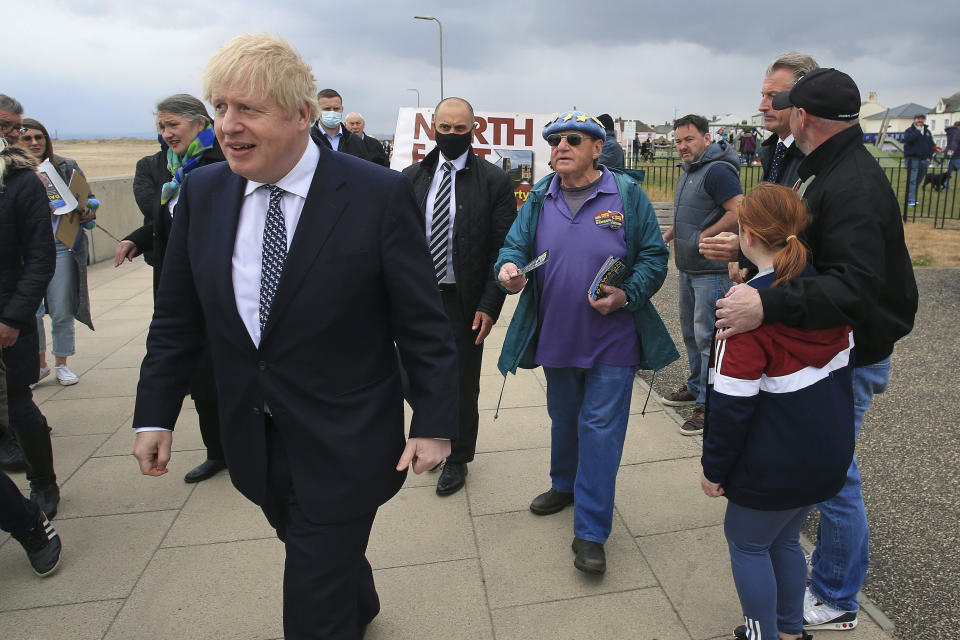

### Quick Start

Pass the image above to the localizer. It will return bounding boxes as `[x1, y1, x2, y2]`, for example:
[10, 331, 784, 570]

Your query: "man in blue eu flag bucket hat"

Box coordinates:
[495, 109, 678, 576]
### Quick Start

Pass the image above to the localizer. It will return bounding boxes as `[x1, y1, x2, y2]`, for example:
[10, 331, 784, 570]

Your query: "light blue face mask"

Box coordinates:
[320, 110, 343, 129]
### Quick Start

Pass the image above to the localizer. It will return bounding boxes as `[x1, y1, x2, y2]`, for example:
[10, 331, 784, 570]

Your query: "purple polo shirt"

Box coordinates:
[534, 168, 641, 368]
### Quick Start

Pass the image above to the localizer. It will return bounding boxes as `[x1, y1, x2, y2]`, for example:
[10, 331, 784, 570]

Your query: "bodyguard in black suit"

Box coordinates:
[132, 35, 458, 640]
[402, 98, 516, 496]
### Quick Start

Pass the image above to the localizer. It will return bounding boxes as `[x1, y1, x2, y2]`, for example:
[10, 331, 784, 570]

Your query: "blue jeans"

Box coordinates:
[36, 240, 77, 358]
[544, 363, 636, 543]
[725, 502, 810, 638]
[810, 358, 890, 612]
[947, 157, 960, 188]
[678, 271, 732, 405]
[906, 158, 930, 203]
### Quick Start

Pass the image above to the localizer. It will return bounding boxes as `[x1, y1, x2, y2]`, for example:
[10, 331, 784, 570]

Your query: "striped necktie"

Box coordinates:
[259, 184, 287, 333]
[767, 141, 787, 183]
[429, 161, 454, 282]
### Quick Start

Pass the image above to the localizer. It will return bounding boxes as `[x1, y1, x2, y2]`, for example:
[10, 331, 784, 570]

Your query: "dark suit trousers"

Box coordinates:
[261, 417, 379, 640]
[439, 286, 483, 464]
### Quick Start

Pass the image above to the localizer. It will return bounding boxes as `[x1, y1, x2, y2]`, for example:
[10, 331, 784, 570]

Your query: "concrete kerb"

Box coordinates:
[631, 373, 897, 636]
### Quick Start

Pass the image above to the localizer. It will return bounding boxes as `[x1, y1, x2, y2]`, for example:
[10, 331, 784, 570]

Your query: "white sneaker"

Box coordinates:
[54, 365, 79, 386]
[803, 587, 858, 630]
[29, 366, 51, 389]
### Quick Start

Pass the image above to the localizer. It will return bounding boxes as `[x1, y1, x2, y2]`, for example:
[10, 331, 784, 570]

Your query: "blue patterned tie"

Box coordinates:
[767, 141, 787, 184]
[259, 184, 287, 333]
[429, 161, 454, 282]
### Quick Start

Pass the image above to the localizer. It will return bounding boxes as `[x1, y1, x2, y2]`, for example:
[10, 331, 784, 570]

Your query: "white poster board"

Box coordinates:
[36, 159, 78, 216]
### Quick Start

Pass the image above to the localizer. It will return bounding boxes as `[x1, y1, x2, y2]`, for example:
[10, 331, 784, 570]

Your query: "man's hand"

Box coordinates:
[396, 438, 451, 474]
[133, 430, 173, 476]
[700, 472, 724, 497]
[715, 284, 763, 339]
[497, 263, 527, 293]
[728, 262, 748, 284]
[115, 240, 137, 267]
[587, 285, 627, 316]
[78, 209, 96, 224]
[699, 231, 740, 262]
[472, 311, 493, 345]
[0, 322, 20, 348]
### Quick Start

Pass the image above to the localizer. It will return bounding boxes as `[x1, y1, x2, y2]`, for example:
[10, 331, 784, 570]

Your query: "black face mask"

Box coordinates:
[435, 131, 472, 160]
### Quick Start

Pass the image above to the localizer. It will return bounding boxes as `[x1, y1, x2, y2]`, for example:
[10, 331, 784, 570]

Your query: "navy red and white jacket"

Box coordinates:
[702, 266, 855, 511]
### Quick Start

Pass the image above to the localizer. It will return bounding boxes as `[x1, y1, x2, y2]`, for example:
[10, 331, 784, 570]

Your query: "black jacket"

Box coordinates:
[124, 140, 225, 293]
[903, 123, 935, 159]
[0, 155, 55, 335]
[312, 123, 369, 160]
[759, 132, 805, 187]
[402, 146, 517, 322]
[361, 134, 389, 167]
[759, 124, 918, 366]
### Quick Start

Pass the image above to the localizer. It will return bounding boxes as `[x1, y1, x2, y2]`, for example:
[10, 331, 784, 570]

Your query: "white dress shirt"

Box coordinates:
[780, 133, 795, 148]
[233, 139, 318, 347]
[423, 149, 468, 284]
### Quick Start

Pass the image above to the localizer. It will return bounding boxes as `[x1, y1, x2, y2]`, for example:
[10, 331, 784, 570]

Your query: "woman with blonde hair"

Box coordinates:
[701, 183, 855, 640]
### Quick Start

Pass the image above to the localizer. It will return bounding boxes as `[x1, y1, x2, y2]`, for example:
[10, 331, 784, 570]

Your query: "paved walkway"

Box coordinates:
[1, 259, 894, 640]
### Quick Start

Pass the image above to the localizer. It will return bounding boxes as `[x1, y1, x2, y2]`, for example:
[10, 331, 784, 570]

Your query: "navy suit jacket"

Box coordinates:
[133, 138, 458, 522]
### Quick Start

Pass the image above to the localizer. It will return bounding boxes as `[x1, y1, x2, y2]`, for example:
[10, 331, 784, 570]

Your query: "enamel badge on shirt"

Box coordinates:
[594, 210, 623, 230]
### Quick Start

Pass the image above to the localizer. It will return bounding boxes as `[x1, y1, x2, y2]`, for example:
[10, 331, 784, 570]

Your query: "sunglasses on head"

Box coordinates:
[546, 133, 586, 147]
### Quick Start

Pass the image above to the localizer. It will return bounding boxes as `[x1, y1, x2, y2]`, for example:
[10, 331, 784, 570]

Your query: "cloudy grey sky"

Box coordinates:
[6, 0, 959, 139]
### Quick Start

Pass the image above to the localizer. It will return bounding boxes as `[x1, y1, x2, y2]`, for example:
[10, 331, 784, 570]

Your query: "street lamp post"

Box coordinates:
[414, 15, 443, 100]
[407, 88, 420, 107]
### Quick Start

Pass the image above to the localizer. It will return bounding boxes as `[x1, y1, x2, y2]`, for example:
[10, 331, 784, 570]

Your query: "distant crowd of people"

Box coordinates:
[0, 41, 918, 640]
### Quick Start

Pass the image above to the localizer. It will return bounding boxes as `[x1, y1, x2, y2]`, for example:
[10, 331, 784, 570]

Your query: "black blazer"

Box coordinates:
[759, 133, 805, 187]
[361, 134, 389, 167]
[312, 123, 369, 161]
[133, 140, 459, 522]
[402, 146, 517, 323]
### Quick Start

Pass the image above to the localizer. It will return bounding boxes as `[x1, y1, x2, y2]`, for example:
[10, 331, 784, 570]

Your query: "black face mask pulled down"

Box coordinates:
[435, 131, 472, 160]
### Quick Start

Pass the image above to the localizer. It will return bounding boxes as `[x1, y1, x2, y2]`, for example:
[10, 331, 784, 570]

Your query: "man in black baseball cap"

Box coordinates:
[716, 67, 918, 632]
[770, 67, 861, 121]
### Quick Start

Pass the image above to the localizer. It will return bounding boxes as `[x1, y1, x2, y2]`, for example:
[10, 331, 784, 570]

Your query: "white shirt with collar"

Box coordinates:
[779, 133, 795, 148]
[424, 149, 469, 284]
[233, 137, 319, 347]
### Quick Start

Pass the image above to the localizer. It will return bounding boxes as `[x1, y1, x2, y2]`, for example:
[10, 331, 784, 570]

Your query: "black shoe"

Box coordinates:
[436, 461, 467, 496]
[183, 459, 227, 483]
[29, 483, 60, 520]
[734, 624, 812, 639]
[529, 488, 574, 515]
[571, 537, 606, 574]
[0, 437, 27, 472]
[12, 510, 62, 577]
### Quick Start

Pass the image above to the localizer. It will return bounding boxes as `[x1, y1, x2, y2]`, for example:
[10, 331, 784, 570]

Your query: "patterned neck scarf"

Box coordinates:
[161, 125, 215, 205]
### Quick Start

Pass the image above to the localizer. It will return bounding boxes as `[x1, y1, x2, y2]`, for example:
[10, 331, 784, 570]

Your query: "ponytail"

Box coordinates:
[738, 183, 810, 287]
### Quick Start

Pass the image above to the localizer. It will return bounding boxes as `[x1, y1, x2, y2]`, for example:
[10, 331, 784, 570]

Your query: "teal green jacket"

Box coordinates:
[495, 168, 679, 376]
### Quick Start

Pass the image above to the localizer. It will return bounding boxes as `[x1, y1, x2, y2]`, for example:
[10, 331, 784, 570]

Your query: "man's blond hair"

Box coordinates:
[203, 34, 319, 123]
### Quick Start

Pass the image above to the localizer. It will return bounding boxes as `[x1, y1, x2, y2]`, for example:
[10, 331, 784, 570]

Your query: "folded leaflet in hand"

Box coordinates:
[588, 256, 630, 300]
